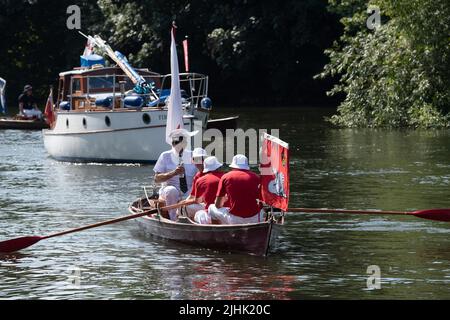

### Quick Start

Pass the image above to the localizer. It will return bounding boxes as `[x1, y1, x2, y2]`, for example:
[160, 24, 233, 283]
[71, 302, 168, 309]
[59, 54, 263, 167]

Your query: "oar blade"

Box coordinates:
[413, 208, 450, 222]
[0, 236, 42, 253]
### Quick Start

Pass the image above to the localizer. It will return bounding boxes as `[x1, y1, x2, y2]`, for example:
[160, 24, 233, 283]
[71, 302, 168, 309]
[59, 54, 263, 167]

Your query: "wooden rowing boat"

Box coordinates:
[129, 197, 284, 256]
[0, 117, 49, 130]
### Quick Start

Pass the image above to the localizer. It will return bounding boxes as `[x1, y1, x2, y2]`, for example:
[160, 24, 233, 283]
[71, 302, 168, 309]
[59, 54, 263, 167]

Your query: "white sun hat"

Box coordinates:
[168, 128, 199, 140]
[203, 156, 223, 173]
[192, 148, 208, 158]
[229, 154, 250, 170]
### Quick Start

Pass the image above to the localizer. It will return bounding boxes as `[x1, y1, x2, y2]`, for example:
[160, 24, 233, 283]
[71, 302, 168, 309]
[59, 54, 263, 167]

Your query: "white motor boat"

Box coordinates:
[42, 66, 211, 163]
[43, 34, 235, 163]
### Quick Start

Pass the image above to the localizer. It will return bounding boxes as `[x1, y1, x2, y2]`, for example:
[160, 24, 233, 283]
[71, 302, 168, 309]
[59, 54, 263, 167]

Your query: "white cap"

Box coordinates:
[192, 148, 208, 158]
[203, 156, 223, 173]
[229, 154, 250, 170]
[168, 128, 199, 140]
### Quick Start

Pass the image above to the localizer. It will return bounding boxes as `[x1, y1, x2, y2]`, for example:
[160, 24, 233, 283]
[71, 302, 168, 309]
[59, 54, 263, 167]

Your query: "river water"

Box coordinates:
[0, 107, 449, 299]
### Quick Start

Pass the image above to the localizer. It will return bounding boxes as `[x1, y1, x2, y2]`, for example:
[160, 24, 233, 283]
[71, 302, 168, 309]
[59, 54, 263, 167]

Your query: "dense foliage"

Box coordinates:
[0, 0, 101, 105]
[316, 0, 450, 128]
[1, 0, 448, 128]
[0, 0, 340, 108]
[94, 0, 342, 105]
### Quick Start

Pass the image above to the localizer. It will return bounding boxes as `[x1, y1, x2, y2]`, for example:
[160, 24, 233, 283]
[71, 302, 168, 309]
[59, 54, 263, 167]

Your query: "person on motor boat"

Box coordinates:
[192, 156, 228, 224]
[18, 85, 42, 119]
[208, 154, 263, 224]
[153, 128, 198, 220]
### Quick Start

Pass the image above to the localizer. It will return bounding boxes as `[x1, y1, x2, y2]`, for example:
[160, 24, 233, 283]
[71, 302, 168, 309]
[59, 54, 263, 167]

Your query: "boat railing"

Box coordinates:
[64, 72, 209, 112]
[159, 73, 209, 113]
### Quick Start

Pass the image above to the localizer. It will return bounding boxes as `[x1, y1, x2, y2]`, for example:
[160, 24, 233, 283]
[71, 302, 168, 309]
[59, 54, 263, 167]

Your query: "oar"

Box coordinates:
[287, 207, 450, 222]
[0, 201, 193, 254]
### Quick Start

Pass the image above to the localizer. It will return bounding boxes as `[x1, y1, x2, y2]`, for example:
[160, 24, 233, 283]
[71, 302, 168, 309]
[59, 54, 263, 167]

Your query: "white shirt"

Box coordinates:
[153, 148, 198, 197]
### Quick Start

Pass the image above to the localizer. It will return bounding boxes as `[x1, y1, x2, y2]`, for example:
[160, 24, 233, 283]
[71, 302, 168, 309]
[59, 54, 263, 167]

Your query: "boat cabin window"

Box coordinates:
[87, 76, 156, 92]
[72, 78, 81, 93]
[88, 76, 116, 90]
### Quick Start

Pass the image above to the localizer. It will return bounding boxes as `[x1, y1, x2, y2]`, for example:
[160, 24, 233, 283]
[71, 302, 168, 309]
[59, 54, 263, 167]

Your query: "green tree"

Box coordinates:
[316, 0, 450, 128]
[0, 0, 100, 110]
[0, 0, 340, 108]
[94, 0, 340, 105]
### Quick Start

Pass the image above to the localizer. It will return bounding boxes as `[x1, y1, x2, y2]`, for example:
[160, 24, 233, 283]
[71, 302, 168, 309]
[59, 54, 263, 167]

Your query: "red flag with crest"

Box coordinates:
[260, 133, 290, 211]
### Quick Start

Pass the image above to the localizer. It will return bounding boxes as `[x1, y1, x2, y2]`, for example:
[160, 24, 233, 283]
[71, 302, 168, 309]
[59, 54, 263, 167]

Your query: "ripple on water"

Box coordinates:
[1, 113, 450, 299]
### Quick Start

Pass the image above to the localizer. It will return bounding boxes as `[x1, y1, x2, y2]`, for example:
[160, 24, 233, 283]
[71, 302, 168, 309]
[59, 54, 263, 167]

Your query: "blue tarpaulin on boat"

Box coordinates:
[80, 54, 105, 67]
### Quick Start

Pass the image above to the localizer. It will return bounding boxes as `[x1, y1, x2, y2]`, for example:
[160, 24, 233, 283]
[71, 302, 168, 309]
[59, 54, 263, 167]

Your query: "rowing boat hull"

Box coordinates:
[130, 198, 283, 256]
[0, 118, 49, 130]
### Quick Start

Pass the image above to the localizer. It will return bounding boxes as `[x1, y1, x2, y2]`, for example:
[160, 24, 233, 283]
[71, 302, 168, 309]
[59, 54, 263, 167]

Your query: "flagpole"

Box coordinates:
[183, 36, 189, 73]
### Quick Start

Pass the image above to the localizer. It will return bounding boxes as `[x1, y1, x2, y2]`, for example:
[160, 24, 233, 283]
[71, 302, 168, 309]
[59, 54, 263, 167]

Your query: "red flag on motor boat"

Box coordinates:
[182, 38, 189, 72]
[260, 133, 290, 211]
[44, 88, 55, 127]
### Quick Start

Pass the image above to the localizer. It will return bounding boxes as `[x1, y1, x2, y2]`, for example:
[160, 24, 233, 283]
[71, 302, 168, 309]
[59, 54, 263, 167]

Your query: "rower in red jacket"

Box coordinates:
[208, 154, 263, 224]
[183, 147, 208, 218]
[192, 156, 226, 224]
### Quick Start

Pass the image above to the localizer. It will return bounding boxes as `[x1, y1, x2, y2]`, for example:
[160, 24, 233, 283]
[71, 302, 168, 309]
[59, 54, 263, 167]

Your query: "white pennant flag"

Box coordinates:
[165, 27, 185, 145]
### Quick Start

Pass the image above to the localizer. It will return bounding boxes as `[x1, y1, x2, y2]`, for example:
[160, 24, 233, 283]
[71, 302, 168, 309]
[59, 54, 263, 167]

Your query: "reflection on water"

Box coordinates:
[0, 107, 450, 299]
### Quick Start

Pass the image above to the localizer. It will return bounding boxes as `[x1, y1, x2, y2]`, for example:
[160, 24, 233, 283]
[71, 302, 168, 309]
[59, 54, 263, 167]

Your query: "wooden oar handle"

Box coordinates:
[287, 208, 408, 215]
[43, 201, 193, 240]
